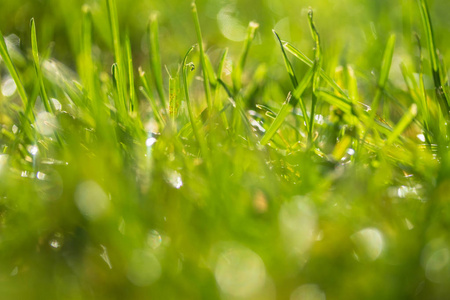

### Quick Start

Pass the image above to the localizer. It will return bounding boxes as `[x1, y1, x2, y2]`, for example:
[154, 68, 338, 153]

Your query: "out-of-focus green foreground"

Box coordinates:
[1, 0, 450, 299]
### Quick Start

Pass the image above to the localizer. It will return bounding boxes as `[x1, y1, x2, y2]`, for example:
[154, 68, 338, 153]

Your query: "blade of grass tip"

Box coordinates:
[148, 13, 168, 111]
[80, 5, 95, 101]
[260, 92, 293, 145]
[273, 30, 310, 132]
[214, 48, 230, 129]
[139, 68, 165, 128]
[370, 34, 396, 122]
[354, 35, 395, 158]
[125, 32, 138, 113]
[106, 0, 127, 110]
[418, 0, 449, 117]
[232, 21, 259, 93]
[0, 28, 28, 108]
[307, 9, 322, 143]
[31, 19, 53, 113]
[191, 2, 212, 110]
[112, 63, 127, 115]
[168, 66, 181, 126]
[385, 104, 418, 146]
[283, 42, 349, 100]
[182, 45, 208, 157]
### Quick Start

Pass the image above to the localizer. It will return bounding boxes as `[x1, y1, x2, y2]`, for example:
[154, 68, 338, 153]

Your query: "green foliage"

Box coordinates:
[1, 0, 450, 299]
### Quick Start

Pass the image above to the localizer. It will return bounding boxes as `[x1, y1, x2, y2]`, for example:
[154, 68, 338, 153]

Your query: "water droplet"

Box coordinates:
[146, 137, 157, 147]
[51, 98, 62, 111]
[165, 170, 183, 189]
[36, 171, 46, 180]
[74, 181, 109, 220]
[1, 77, 17, 97]
[50, 239, 61, 249]
[127, 250, 161, 286]
[147, 230, 162, 249]
[351, 228, 384, 261]
[28, 145, 38, 156]
[214, 244, 266, 298]
[290, 284, 326, 300]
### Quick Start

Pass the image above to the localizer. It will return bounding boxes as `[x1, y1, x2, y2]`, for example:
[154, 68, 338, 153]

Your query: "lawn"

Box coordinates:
[1, 0, 450, 299]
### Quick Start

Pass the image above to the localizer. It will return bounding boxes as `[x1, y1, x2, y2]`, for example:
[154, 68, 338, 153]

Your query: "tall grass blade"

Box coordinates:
[233, 22, 259, 92]
[0, 29, 28, 107]
[273, 30, 309, 131]
[148, 14, 167, 110]
[191, 2, 212, 110]
[418, 0, 449, 117]
[260, 92, 292, 145]
[182, 45, 208, 156]
[31, 19, 53, 113]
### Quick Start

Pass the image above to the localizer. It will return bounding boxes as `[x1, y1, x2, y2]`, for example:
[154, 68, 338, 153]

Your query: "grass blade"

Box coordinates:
[125, 32, 137, 113]
[191, 2, 212, 110]
[260, 92, 292, 145]
[31, 18, 53, 113]
[0, 28, 28, 107]
[273, 30, 309, 131]
[418, 0, 449, 117]
[182, 45, 207, 156]
[106, 0, 127, 113]
[307, 10, 322, 143]
[386, 104, 418, 146]
[233, 22, 259, 93]
[148, 14, 167, 110]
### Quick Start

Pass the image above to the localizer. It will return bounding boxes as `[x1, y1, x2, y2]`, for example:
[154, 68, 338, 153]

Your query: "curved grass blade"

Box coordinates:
[283, 42, 348, 99]
[260, 92, 292, 145]
[273, 30, 309, 131]
[307, 10, 322, 142]
[182, 45, 207, 156]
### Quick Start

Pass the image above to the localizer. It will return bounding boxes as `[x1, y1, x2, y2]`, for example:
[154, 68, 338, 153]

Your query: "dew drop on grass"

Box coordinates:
[290, 284, 326, 300]
[1, 77, 17, 97]
[51, 98, 62, 111]
[214, 244, 266, 298]
[146, 137, 157, 147]
[147, 230, 162, 249]
[126, 250, 161, 286]
[28, 145, 39, 156]
[351, 228, 384, 261]
[74, 181, 109, 220]
[165, 170, 183, 189]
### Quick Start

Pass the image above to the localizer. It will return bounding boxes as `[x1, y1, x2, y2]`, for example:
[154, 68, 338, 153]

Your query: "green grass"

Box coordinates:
[1, 0, 450, 299]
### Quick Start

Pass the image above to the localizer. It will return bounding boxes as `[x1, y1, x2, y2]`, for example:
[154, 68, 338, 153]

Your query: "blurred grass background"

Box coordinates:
[1, 0, 450, 299]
